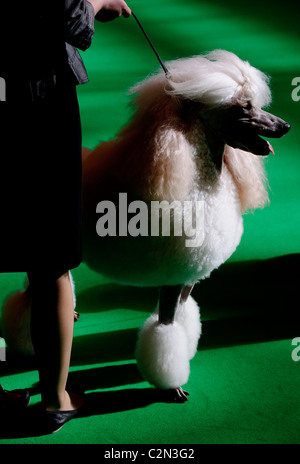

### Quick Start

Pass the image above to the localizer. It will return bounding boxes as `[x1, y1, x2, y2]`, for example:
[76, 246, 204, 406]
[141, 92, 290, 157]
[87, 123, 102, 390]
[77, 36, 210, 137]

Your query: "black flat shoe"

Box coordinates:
[42, 407, 81, 433]
[0, 386, 30, 410]
[41, 391, 86, 434]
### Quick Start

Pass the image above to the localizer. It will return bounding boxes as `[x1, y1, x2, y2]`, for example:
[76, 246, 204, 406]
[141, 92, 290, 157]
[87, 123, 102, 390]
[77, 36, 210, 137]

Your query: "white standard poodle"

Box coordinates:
[82, 50, 289, 400]
[1, 50, 290, 401]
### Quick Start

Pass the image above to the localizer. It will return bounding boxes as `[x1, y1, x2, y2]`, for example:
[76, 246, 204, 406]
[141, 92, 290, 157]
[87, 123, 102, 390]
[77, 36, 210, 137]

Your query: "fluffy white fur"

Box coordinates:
[163, 50, 271, 108]
[135, 314, 190, 390]
[136, 296, 201, 389]
[136, 295, 201, 389]
[173, 296, 202, 360]
[82, 50, 272, 390]
[223, 146, 269, 212]
[83, 50, 269, 287]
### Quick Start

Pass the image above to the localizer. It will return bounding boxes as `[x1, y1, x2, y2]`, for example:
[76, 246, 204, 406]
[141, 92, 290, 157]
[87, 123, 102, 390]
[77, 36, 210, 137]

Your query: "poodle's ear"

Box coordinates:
[223, 146, 269, 212]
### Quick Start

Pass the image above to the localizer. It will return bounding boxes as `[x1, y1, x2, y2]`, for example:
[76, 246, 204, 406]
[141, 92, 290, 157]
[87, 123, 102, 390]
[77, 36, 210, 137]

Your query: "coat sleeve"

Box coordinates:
[64, 0, 95, 51]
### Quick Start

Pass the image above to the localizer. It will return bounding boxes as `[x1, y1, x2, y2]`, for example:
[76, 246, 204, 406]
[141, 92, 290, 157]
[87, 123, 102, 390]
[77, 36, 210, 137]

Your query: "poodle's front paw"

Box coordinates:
[135, 314, 190, 390]
[161, 387, 190, 403]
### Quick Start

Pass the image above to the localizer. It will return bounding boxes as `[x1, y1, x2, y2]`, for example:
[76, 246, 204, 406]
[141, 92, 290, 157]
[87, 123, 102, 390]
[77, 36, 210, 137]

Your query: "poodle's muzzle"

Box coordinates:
[202, 104, 291, 156]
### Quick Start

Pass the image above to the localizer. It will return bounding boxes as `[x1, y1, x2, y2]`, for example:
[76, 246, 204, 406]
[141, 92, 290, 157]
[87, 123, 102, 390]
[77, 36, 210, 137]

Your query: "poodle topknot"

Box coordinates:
[163, 50, 271, 108]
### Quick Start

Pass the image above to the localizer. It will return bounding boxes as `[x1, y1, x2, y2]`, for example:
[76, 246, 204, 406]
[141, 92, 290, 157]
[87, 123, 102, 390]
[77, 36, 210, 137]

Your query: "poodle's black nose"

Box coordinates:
[275, 119, 291, 137]
[283, 123, 291, 135]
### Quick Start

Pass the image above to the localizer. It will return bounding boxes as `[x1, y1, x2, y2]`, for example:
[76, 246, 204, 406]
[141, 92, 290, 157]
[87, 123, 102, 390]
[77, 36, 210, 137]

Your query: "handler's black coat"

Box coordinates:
[0, 1, 94, 272]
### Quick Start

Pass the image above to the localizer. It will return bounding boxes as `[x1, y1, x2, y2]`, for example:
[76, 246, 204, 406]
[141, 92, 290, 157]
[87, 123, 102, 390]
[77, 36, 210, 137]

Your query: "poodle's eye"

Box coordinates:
[244, 103, 252, 110]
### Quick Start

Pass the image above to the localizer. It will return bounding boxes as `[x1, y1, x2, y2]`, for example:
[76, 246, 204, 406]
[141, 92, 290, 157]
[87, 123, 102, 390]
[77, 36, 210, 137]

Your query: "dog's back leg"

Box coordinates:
[180, 285, 194, 304]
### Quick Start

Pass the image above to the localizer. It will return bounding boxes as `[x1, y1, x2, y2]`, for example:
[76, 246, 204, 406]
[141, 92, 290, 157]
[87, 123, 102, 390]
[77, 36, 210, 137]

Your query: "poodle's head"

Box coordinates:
[128, 51, 290, 210]
[164, 50, 290, 156]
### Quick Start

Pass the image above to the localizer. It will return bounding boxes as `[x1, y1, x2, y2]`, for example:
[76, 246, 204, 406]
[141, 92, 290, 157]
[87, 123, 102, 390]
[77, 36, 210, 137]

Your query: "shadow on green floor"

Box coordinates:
[195, 253, 300, 348]
[2, 254, 298, 387]
[74, 253, 299, 355]
[0, 387, 171, 439]
[0, 254, 299, 440]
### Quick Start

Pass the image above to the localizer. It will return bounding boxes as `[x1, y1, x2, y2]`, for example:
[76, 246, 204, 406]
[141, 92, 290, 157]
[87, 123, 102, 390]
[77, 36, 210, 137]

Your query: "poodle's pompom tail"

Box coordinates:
[0, 288, 34, 356]
[175, 296, 201, 360]
[136, 314, 190, 390]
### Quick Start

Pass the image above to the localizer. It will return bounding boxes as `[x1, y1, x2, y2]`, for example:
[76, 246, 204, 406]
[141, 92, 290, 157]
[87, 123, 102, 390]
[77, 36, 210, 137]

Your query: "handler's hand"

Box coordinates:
[92, 0, 131, 22]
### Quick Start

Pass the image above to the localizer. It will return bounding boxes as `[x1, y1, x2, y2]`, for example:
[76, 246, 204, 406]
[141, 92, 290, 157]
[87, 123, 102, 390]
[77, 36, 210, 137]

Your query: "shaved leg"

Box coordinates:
[158, 285, 190, 402]
[180, 285, 194, 304]
[159, 285, 182, 324]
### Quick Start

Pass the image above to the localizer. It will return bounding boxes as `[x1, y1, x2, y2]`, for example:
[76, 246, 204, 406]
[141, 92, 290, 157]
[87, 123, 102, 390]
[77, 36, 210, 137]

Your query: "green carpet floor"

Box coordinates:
[0, 0, 299, 445]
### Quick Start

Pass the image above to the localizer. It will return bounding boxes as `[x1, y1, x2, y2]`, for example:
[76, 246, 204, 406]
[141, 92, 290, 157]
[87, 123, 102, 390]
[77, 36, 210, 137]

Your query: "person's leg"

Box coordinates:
[28, 270, 83, 411]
